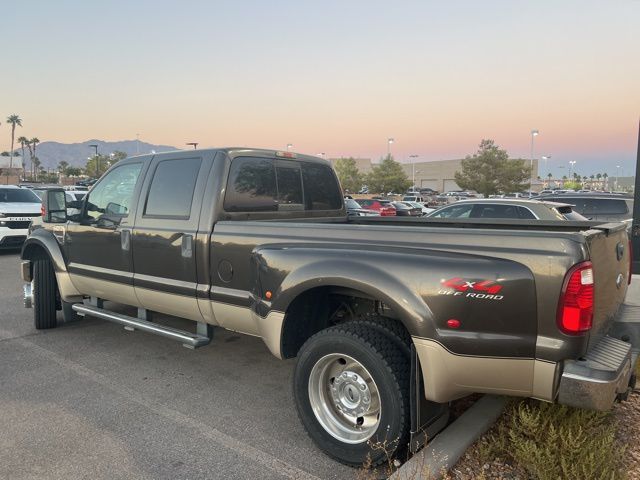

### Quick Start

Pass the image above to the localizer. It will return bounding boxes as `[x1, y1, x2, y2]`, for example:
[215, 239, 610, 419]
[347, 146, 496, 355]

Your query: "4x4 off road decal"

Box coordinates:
[438, 277, 504, 300]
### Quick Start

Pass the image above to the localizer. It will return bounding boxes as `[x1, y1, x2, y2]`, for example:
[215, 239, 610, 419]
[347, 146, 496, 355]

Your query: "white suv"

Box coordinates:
[0, 186, 42, 249]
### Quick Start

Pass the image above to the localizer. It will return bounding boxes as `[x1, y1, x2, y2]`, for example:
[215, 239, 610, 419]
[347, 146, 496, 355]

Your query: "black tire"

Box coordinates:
[293, 323, 410, 467]
[33, 258, 58, 330]
[61, 301, 81, 323]
[348, 316, 412, 359]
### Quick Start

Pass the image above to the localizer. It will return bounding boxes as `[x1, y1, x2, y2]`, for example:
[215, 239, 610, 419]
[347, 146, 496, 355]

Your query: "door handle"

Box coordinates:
[120, 228, 131, 252]
[181, 234, 193, 258]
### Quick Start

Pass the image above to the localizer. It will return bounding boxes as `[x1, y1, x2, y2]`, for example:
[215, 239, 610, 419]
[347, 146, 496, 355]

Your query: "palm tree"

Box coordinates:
[6, 114, 22, 170]
[58, 161, 69, 176]
[603, 173, 608, 189]
[17, 136, 29, 180]
[29, 137, 39, 179]
[32, 157, 41, 181]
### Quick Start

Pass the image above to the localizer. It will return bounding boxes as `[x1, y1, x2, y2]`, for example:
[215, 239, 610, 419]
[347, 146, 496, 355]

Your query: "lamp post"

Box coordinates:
[409, 154, 419, 189]
[286, 143, 293, 152]
[387, 138, 394, 158]
[89, 144, 99, 177]
[186, 142, 198, 150]
[616, 165, 620, 190]
[529, 130, 539, 197]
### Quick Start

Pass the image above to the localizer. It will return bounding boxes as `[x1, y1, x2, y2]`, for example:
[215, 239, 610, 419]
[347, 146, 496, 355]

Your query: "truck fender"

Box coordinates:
[21, 228, 82, 302]
[270, 258, 435, 338]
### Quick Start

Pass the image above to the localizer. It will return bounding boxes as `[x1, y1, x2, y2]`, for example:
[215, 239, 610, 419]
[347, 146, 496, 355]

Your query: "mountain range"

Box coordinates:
[18, 139, 178, 170]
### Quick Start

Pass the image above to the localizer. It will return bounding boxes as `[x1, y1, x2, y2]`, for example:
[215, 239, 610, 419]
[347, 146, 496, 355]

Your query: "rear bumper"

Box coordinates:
[557, 304, 640, 411]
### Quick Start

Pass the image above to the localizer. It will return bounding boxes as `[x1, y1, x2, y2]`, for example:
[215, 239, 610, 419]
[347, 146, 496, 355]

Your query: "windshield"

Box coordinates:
[0, 188, 42, 203]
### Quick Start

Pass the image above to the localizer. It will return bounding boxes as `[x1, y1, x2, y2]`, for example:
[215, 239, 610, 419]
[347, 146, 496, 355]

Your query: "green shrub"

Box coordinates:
[484, 400, 624, 480]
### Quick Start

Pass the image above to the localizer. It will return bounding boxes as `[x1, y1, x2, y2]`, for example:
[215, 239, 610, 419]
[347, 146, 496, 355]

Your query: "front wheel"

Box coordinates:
[32, 258, 58, 330]
[293, 323, 410, 467]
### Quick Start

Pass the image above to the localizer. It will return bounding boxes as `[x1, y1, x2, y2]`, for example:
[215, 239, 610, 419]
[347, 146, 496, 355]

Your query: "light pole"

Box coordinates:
[286, 143, 293, 152]
[529, 130, 539, 196]
[616, 165, 620, 190]
[409, 154, 419, 189]
[186, 142, 198, 150]
[387, 138, 394, 158]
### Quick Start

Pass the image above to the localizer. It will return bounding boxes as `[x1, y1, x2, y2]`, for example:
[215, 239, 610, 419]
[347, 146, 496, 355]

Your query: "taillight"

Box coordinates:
[557, 261, 594, 335]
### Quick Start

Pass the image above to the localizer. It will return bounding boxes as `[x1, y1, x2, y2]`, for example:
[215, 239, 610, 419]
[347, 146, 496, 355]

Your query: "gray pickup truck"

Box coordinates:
[20, 148, 638, 466]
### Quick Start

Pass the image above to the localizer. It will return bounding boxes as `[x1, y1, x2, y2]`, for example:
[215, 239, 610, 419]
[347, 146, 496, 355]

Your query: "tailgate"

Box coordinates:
[587, 223, 631, 347]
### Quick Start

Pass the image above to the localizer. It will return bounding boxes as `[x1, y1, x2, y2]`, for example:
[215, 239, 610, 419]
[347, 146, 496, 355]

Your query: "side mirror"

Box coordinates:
[42, 189, 67, 223]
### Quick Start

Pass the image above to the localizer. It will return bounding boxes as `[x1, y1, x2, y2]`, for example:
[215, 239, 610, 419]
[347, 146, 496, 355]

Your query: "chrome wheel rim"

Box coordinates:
[308, 353, 381, 444]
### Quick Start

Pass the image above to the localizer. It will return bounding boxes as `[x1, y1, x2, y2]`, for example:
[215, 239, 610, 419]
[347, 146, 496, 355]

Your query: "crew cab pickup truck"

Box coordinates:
[20, 148, 638, 466]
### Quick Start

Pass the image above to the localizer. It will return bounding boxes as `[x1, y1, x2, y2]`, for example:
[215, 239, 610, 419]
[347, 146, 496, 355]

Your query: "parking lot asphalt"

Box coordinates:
[0, 251, 353, 480]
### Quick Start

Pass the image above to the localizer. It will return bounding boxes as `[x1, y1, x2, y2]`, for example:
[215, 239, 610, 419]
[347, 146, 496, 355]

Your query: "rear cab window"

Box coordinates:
[224, 156, 343, 214]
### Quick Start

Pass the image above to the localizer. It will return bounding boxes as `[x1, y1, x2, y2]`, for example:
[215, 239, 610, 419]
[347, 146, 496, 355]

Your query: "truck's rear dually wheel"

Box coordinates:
[293, 323, 410, 466]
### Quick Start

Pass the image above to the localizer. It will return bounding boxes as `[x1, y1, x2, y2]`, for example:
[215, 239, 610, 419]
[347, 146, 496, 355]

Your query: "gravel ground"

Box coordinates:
[447, 391, 640, 480]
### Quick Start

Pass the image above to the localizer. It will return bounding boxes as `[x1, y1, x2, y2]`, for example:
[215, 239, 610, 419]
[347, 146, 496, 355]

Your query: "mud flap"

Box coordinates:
[409, 344, 450, 453]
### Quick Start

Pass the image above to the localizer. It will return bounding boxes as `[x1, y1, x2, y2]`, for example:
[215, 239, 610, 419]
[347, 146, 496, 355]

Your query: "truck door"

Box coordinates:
[65, 160, 148, 305]
[131, 152, 212, 321]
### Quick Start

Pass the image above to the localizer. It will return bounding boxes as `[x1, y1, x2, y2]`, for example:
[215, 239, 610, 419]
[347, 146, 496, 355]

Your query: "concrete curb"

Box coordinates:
[390, 395, 507, 480]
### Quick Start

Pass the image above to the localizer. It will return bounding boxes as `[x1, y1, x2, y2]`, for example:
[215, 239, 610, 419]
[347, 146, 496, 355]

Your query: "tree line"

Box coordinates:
[333, 140, 621, 197]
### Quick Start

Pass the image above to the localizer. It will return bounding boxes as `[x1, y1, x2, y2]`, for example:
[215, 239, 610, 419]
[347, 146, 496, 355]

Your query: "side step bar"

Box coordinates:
[72, 304, 211, 349]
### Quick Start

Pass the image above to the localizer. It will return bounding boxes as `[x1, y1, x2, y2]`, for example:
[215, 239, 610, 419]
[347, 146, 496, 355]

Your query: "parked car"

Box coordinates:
[405, 201, 435, 215]
[357, 198, 397, 216]
[427, 199, 588, 221]
[345, 198, 379, 217]
[392, 201, 423, 216]
[402, 195, 425, 203]
[22, 148, 637, 467]
[538, 193, 633, 223]
[0, 186, 42, 249]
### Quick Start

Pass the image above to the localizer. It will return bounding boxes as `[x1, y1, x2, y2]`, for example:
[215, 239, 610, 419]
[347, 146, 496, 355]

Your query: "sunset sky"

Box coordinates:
[2, 0, 639, 177]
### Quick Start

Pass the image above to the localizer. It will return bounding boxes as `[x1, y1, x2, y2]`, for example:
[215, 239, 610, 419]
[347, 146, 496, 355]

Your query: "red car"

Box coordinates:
[357, 199, 397, 216]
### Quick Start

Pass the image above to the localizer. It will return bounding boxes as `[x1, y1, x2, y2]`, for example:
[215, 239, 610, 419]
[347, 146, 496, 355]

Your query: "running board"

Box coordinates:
[72, 304, 211, 349]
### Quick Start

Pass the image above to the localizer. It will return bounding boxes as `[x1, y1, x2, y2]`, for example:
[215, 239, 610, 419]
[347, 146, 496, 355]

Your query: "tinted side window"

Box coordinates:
[302, 163, 343, 210]
[432, 204, 473, 218]
[471, 204, 519, 219]
[276, 163, 304, 211]
[517, 206, 537, 219]
[224, 157, 277, 212]
[584, 198, 628, 215]
[145, 158, 202, 217]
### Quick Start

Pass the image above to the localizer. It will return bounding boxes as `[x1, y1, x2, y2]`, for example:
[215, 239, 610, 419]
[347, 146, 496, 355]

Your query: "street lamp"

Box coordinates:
[286, 143, 293, 152]
[186, 142, 198, 150]
[616, 165, 620, 190]
[387, 138, 394, 157]
[409, 154, 419, 189]
[569, 160, 576, 180]
[529, 130, 539, 197]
